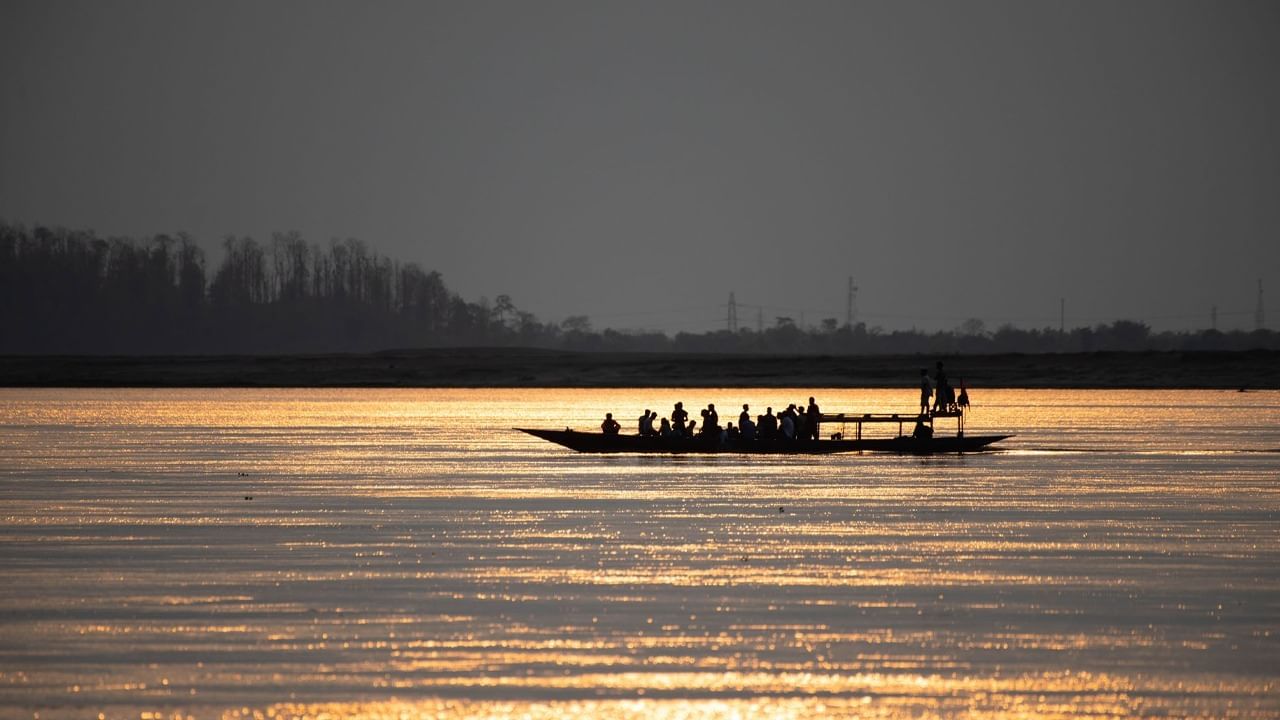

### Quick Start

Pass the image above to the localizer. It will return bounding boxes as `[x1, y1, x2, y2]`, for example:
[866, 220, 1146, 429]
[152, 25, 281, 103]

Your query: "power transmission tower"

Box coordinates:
[1257, 279, 1266, 330]
[727, 291, 738, 332]
[846, 276, 858, 327]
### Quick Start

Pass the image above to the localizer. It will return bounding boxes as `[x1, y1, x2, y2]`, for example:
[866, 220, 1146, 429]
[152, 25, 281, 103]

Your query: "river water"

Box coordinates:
[1, 388, 1277, 719]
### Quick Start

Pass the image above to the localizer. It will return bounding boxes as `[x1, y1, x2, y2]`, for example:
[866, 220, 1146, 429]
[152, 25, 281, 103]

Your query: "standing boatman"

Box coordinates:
[806, 397, 821, 441]
[919, 368, 933, 415]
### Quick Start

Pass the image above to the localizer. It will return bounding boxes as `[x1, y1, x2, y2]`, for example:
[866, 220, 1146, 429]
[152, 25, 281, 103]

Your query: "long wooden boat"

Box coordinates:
[518, 410, 1011, 455]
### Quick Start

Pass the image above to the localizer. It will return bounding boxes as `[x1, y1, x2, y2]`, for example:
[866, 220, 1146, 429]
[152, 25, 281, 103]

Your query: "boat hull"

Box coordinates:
[516, 428, 1011, 455]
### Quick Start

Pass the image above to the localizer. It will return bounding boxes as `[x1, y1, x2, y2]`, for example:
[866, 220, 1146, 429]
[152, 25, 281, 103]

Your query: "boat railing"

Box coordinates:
[819, 408, 965, 440]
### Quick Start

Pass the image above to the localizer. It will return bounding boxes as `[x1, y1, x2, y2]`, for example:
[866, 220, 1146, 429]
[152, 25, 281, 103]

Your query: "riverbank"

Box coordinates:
[1, 349, 1275, 389]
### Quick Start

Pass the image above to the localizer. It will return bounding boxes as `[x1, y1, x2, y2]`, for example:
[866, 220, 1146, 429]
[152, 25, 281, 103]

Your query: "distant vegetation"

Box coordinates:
[3, 222, 1277, 355]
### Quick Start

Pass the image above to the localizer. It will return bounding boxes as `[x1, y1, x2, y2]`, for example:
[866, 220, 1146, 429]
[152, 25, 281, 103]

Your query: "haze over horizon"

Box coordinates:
[3, 1, 1277, 334]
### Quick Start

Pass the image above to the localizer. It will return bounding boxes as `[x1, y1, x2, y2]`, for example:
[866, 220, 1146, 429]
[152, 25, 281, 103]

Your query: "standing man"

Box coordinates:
[806, 396, 821, 441]
[919, 368, 933, 415]
[932, 361, 949, 414]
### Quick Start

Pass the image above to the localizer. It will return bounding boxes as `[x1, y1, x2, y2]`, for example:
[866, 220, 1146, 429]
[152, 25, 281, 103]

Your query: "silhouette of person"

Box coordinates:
[601, 413, 620, 435]
[739, 403, 751, 427]
[919, 368, 933, 415]
[807, 396, 821, 441]
[759, 407, 777, 440]
[659, 417, 673, 437]
[932, 361, 949, 413]
[671, 402, 688, 434]
[957, 380, 970, 411]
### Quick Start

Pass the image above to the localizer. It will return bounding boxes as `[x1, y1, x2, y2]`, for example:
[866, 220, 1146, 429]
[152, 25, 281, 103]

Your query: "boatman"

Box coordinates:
[601, 413, 621, 435]
[807, 397, 821, 441]
[919, 368, 932, 415]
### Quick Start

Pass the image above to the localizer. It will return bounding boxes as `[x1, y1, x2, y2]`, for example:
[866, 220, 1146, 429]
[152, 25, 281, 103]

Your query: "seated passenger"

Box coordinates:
[671, 402, 688, 435]
[601, 413, 621, 435]
[659, 417, 674, 438]
[780, 412, 795, 440]
[759, 408, 777, 440]
[638, 409, 654, 436]
[740, 416, 756, 441]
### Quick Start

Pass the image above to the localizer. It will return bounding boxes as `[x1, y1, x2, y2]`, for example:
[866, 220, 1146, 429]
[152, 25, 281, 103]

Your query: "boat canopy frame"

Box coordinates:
[819, 408, 965, 441]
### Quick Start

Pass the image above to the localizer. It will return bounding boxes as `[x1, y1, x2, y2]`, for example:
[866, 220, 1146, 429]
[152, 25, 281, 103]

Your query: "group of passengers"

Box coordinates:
[619, 397, 824, 444]
[606, 363, 973, 442]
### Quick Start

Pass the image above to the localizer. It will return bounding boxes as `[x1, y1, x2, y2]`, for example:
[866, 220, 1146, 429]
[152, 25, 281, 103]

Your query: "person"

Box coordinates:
[919, 368, 933, 415]
[932, 361, 950, 414]
[601, 413, 620, 435]
[739, 414, 756, 441]
[759, 407, 777, 440]
[658, 417, 673, 437]
[706, 403, 719, 433]
[957, 380, 970, 411]
[912, 419, 933, 440]
[638, 409, 654, 436]
[793, 402, 807, 441]
[739, 403, 751, 427]
[807, 396, 821, 441]
[780, 410, 795, 440]
[686, 420, 697, 438]
[699, 408, 709, 435]
[671, 402, 688, 435]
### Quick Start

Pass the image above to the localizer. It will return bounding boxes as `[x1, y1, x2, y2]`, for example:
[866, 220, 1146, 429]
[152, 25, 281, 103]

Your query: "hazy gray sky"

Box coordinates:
[3, 1, 1277, 333]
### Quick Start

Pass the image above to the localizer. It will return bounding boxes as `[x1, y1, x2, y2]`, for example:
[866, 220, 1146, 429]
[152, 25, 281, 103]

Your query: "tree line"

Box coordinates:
[2, 221, 1276, 355]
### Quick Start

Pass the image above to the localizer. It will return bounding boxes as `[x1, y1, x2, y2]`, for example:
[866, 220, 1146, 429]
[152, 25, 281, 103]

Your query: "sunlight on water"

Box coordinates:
[1, 388, 1278, 718]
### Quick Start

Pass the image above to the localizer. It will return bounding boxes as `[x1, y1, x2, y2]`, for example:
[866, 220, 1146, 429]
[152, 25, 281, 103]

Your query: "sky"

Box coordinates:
[2, 0, 1278, 334]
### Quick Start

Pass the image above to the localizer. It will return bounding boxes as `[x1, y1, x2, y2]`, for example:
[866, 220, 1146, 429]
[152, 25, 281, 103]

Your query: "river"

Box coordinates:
[1, 388, 1277, 718]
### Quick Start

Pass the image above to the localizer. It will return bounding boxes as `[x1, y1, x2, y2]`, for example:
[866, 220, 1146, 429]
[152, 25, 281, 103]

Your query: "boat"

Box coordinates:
[517, 409, 1011, 455]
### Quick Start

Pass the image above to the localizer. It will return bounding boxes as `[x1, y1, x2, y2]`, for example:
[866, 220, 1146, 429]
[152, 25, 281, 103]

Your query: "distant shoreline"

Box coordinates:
[0, 349, 1275, 389]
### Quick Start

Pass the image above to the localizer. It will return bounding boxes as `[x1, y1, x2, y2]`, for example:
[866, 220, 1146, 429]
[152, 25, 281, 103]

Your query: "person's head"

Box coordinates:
[606, 413, 613, 419]
[644, 409, 650, 415]
[808, 396, 815, 404]
[766, 407, 773, 414]
[660, 417, 670, 428]
[708, 403, 715, 410]
[743, 403, 749, 411]
[675, 402, 682, 408]
[700, 408, 708, 418]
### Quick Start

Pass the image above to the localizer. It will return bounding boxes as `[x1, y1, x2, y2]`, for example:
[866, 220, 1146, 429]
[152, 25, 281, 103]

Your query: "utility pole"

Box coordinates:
[727, 291, 738, 333]
[846, 276, 858, 328]
[1257, 279, 1266, 330]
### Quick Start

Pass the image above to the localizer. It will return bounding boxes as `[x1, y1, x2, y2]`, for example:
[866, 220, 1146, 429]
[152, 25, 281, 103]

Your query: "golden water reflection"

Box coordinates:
[0, 388, 1278, 718]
